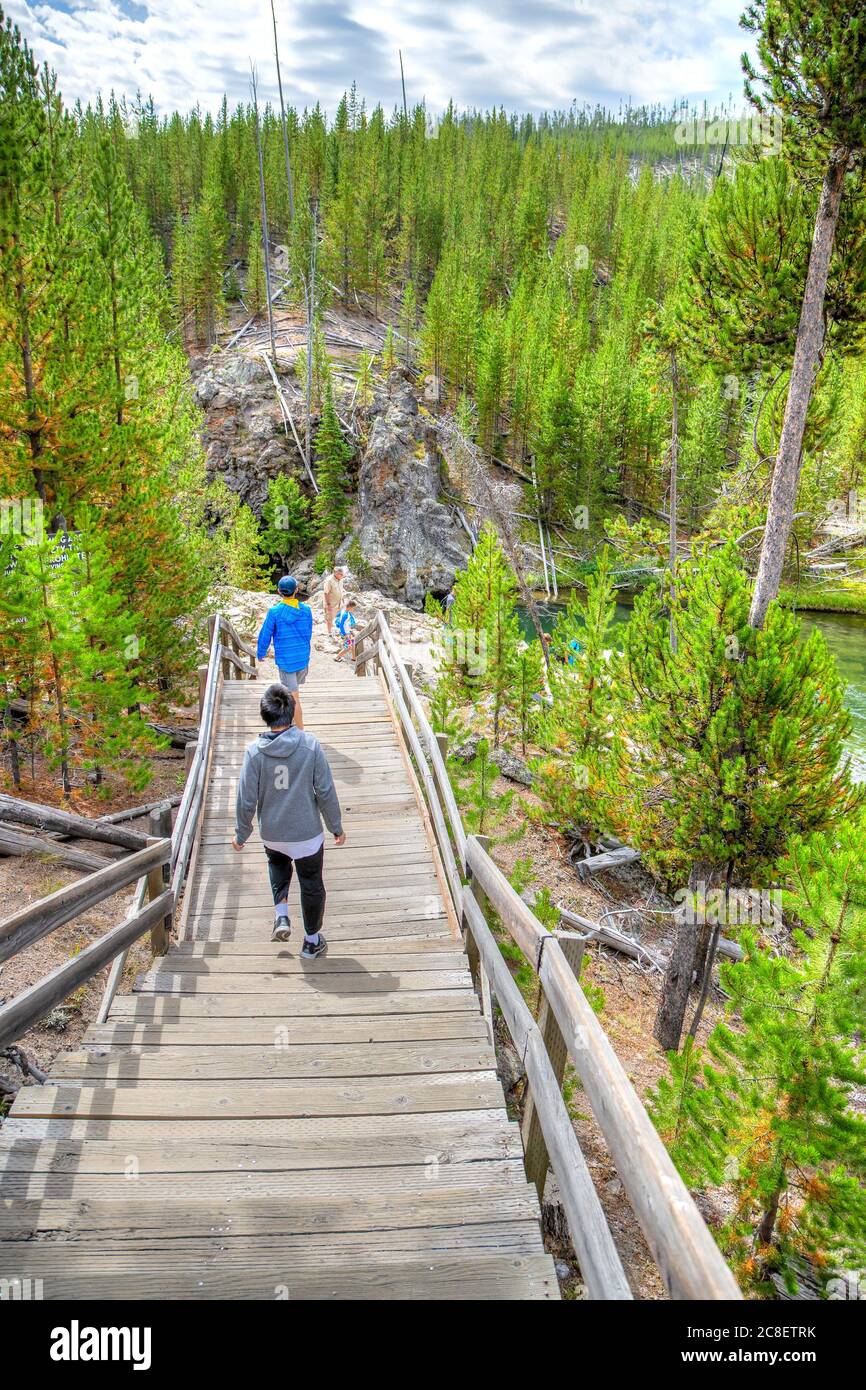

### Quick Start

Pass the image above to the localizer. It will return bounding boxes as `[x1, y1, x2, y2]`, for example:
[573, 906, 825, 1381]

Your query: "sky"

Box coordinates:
[7, 0, 757, 121]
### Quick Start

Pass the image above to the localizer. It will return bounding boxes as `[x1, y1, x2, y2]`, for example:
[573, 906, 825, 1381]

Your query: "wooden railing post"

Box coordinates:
[465, 833, 493, 1045]
[197, 665, 208, 718]
[522, 929, 585, 1200]
[147, 804, 174, 955]
[184, 740, 198, 781]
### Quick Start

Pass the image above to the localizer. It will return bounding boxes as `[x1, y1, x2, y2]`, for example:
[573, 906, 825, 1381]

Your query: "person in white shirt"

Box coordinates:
[322, 566, 344, 644]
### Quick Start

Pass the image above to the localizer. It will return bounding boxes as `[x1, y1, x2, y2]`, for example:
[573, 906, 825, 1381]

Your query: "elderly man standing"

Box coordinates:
[321, 564, 344, 645]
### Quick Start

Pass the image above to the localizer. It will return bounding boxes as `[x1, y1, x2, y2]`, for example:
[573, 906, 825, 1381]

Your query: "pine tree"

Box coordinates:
[457, 737, 513, 839]
[622, 542, 862, 1050]
[261, 474, 314, 568]
[224, 503, 271, 591]
[245, 221, 267, 317]
[536, 546, 623, 832]
[0, 18, 83, 507]
[447, 522, 511, 698]
[486, 549, 521, 747]
[650, 814, 866, 1295]
[312, 381, 352, 563]
[355, 349, 376, 411]
[54, 511, 157, 791]
[381, 324, 397, 375]
[399, 280, 417, 367]
[0, 531, 42, 788]
[18, 537, 75, 794]
[514, 639, 545, 755]
[531, 358, 579, 521]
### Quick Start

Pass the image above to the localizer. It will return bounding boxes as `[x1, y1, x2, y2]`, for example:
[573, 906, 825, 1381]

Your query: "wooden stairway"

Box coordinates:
[0, 657, 558, 1299]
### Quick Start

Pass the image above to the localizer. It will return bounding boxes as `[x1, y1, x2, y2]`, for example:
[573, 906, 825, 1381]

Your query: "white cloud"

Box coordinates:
[6, 0, 756, 119]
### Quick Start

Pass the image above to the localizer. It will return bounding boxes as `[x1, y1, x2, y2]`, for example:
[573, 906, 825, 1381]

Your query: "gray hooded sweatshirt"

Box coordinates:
[234, 727, 343, 848]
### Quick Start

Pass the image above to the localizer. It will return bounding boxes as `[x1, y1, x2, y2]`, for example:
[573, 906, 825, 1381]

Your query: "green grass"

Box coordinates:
[779, 579, 866, 616]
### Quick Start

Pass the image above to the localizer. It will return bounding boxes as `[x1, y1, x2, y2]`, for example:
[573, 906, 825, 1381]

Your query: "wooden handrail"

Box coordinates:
[376, 615, 467, 869]
[0, 611, 255, 1046]
[219, 645, 256, 678]
[539, 939, 739, 1300]
[220, 617, 258, 662]
[357, 607, 741, 1302]
[0, 889, 174, 1050]
[461, 889, 631, 1300]
[0, 839, 171, 965]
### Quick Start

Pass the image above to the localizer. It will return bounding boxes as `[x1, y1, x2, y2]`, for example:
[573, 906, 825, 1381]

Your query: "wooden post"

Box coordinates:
[522, 930, 585, 1201]
[184, 741, 198, 782]
[147, 804, 173, 956]
[465, 833, 493, 1044]
[197, 666, 208, 719]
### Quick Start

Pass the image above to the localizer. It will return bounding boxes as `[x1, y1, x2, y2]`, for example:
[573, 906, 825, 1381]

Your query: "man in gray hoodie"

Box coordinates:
[232, 682, 345, 957]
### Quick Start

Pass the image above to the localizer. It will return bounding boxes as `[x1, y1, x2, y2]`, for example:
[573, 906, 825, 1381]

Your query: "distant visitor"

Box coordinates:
[256, 575, 313, 729]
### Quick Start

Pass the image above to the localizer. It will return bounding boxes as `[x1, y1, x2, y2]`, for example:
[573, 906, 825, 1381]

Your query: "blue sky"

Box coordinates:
[7, 0, 757, 120]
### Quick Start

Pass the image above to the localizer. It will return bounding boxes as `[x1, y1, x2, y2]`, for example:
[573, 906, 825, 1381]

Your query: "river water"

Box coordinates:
[518, 601, 866, 781]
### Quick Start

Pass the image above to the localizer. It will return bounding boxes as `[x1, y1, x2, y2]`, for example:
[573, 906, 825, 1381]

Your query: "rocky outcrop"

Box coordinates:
[194, 354, 305, 515]
[350, 370, 470, 607]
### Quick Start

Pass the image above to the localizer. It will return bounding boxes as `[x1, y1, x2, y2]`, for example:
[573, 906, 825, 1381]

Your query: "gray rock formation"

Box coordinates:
[350, 370, 469, 607]
[194, 354, 305, 515]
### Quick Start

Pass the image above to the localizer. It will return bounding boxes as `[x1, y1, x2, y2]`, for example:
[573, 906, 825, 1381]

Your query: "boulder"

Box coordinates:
[491, 748, 533, 786]
[354, 370, 469, 606]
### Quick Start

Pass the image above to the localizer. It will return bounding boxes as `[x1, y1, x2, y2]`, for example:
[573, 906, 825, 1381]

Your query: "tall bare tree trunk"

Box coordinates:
[654, 860, 715, 1053]
[270, 0, 295, 225]
[748, 152, 848, 629]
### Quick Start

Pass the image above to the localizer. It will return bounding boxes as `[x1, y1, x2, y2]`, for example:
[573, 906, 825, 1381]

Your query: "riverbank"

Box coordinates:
[779, 580, 866, 616]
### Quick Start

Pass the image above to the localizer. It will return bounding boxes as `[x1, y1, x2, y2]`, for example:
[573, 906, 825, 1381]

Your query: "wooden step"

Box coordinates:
[0, 1251, 558, 1300]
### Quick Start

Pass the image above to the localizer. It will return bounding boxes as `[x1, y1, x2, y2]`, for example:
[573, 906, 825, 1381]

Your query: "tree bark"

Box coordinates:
[654, 861, 714, 1052]
[748, 152, 848, 629]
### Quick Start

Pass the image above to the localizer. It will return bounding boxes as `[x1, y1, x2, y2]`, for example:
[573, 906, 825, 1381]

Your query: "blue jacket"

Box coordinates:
[257, 600, 313, 674]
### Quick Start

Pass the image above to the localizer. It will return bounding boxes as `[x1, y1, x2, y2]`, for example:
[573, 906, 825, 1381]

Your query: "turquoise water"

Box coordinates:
[518, 601, 866, 781]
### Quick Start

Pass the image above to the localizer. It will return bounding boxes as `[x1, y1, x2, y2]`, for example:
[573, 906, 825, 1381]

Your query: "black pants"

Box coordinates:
[264, 843, 326, 935]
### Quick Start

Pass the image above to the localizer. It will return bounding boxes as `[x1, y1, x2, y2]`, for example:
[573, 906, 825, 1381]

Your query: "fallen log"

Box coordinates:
[558, 905, 744, 964]
[557, 908, 664, 970]
[0, 795, 148, 851]
[0, 825, 111, 874]
[575, 845, 641, 881]
[147, 722, 199, 751]
[98, 794, 181, 826]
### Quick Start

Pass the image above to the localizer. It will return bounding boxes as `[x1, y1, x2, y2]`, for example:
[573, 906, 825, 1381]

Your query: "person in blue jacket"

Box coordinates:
[256, 576, 313, 730]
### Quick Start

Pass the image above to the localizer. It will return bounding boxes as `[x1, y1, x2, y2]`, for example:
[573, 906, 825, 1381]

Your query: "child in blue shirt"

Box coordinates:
[334, 600, 359, 662]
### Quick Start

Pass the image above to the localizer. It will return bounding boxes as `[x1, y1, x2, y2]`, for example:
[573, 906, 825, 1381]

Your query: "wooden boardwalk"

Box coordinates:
[0, 658, 558, 1299]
